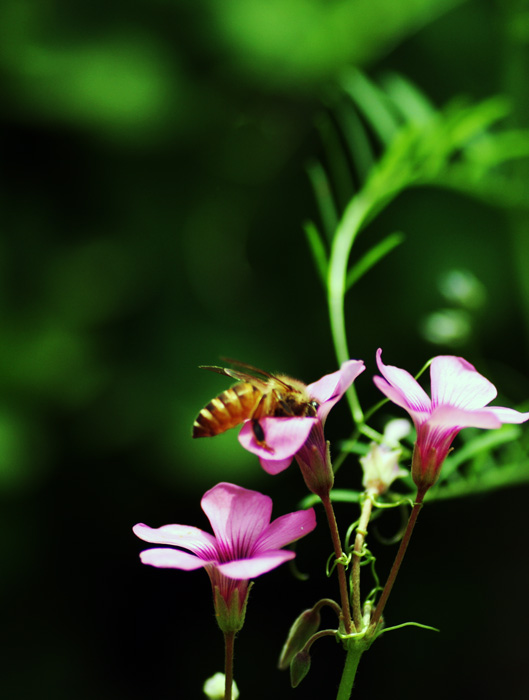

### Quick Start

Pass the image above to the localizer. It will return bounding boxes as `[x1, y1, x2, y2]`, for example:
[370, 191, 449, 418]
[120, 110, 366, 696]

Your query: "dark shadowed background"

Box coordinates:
[2, 1, 529, 698]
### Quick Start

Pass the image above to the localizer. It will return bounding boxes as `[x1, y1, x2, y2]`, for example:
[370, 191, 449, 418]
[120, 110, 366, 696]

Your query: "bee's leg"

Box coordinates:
[251, 419, 274, 453]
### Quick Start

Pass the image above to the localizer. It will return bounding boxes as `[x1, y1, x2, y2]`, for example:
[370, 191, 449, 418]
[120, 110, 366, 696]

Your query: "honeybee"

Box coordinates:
[192, 361, 319, 448]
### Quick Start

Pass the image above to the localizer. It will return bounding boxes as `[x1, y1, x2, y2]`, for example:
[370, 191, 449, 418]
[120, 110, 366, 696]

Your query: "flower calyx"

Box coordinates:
[213, 582, 252, 634]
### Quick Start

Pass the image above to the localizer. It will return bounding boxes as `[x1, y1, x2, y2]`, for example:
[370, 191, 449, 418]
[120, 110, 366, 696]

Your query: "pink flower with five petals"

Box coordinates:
[373, 349, 529, 493]
[238, 360, 365, 474]
[133, 482, 316, 631]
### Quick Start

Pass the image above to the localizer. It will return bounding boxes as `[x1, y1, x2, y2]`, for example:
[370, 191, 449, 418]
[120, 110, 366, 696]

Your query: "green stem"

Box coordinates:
[223, 631, 235, 700]
[369, 489, 426, 630]
[336, 646, 364, 700]
[327, 192, 372, 424]
[351, 496, 373, 630]
[321, 494, 354, 634]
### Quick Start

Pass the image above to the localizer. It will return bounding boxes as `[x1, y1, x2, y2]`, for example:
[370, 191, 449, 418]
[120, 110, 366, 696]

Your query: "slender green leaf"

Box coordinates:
[426, 461, 529, 501]
[340, 69, 401, 145]
[437, 424, 522, 482]
[442, 96, 510, 150]
[304, 221, 328, 288]
[316, 112, 356, 212]
[345, 231, 405, 291]
[381, 72, 436, 124]
[465, 129, 529, 166]
[427, 168, 529, 210]
[334, 98, 376, 185]
[300, 489, 362, 509]
[306, 159, 339, 241]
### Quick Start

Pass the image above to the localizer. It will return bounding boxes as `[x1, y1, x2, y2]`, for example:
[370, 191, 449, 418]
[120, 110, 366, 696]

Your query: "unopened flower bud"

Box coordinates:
[290, 649, 311, 688]
[360, 443, 408, 496]
[383, 418, 411, 446]
[295, 426, 334, 498]
[278, 607, 321, 670]
[203, 672, 239, 699]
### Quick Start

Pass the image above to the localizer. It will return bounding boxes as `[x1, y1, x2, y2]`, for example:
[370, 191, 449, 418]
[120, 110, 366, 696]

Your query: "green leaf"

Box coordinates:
[442, 96, 511, 151]
[300, 489, 362, 509]
[304, 221, 328, 288]
[465, 129, 529, 166]
[334, 98, 376, 185]
[340, 70, 401, 145]
[437, 424, 522, 482]
[345, 231, 405, 291]
[426, 461, 529, 501]
[381, 72, 436, 124]
[315, 112, 356, 211]
[306, 159, 339, 241]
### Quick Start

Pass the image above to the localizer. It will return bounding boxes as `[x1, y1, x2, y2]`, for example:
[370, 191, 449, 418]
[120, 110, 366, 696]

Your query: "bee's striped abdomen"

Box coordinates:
[192, 382, 262, 438]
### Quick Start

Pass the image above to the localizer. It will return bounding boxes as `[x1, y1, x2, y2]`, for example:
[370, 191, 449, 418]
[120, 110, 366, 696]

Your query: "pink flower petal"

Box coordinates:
[133, 523, 216, 557]
[201, 482, 272, 554]
[374, 349, 431, 418]
[373, 350, 529, 492]
[259, 456, 295, 474]
[480, 406, 529, 424]
[238, 417, 316, 460]
[255, 508, 317, 552]
[139, 547, 206, 570]
[430, 356, 497, 410]
[307, 360, 365, 419]
[428, 405, 502, 430]
[216, 550, 296, 579]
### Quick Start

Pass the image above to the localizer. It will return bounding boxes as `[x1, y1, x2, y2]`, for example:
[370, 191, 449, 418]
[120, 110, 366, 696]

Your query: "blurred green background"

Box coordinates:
[2, 1, 529, 698]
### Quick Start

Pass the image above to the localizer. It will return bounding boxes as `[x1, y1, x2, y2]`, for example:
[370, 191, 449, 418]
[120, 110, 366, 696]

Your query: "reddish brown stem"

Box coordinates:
[224, 631, 235, 700]
[321, 494, 354, 635]
[370, 489, 426, 631]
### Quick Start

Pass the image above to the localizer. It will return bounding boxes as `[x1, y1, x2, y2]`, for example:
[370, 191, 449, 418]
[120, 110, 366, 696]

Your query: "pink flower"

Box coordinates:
[133, 482, 316, 632]
[373, 349, 529, 493]
[238, 360, 365, 477]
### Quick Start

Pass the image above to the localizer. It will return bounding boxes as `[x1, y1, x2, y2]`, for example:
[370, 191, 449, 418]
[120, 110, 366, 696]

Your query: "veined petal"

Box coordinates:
[133, 523, 216, 557]
[216, 550, 296, 579]
[430, 356, 497, 410]
[139, 547, 207, 570]
[255, 508, 316, 552]
[307, 360, 365, 407]
[201, 482, 272, 557]
[238, 417, 316, 460]
[374, 349, 431, 416]
[480, 406, 529, 424]
[428, 405, 502, 430]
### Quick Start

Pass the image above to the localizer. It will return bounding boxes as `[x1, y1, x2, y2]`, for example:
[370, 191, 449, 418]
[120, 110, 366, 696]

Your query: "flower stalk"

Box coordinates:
[369, 488, 426, 631]
[321, 493, 354, 635]
[351, 495, 373, 631]
[224, 632, 235, 700]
